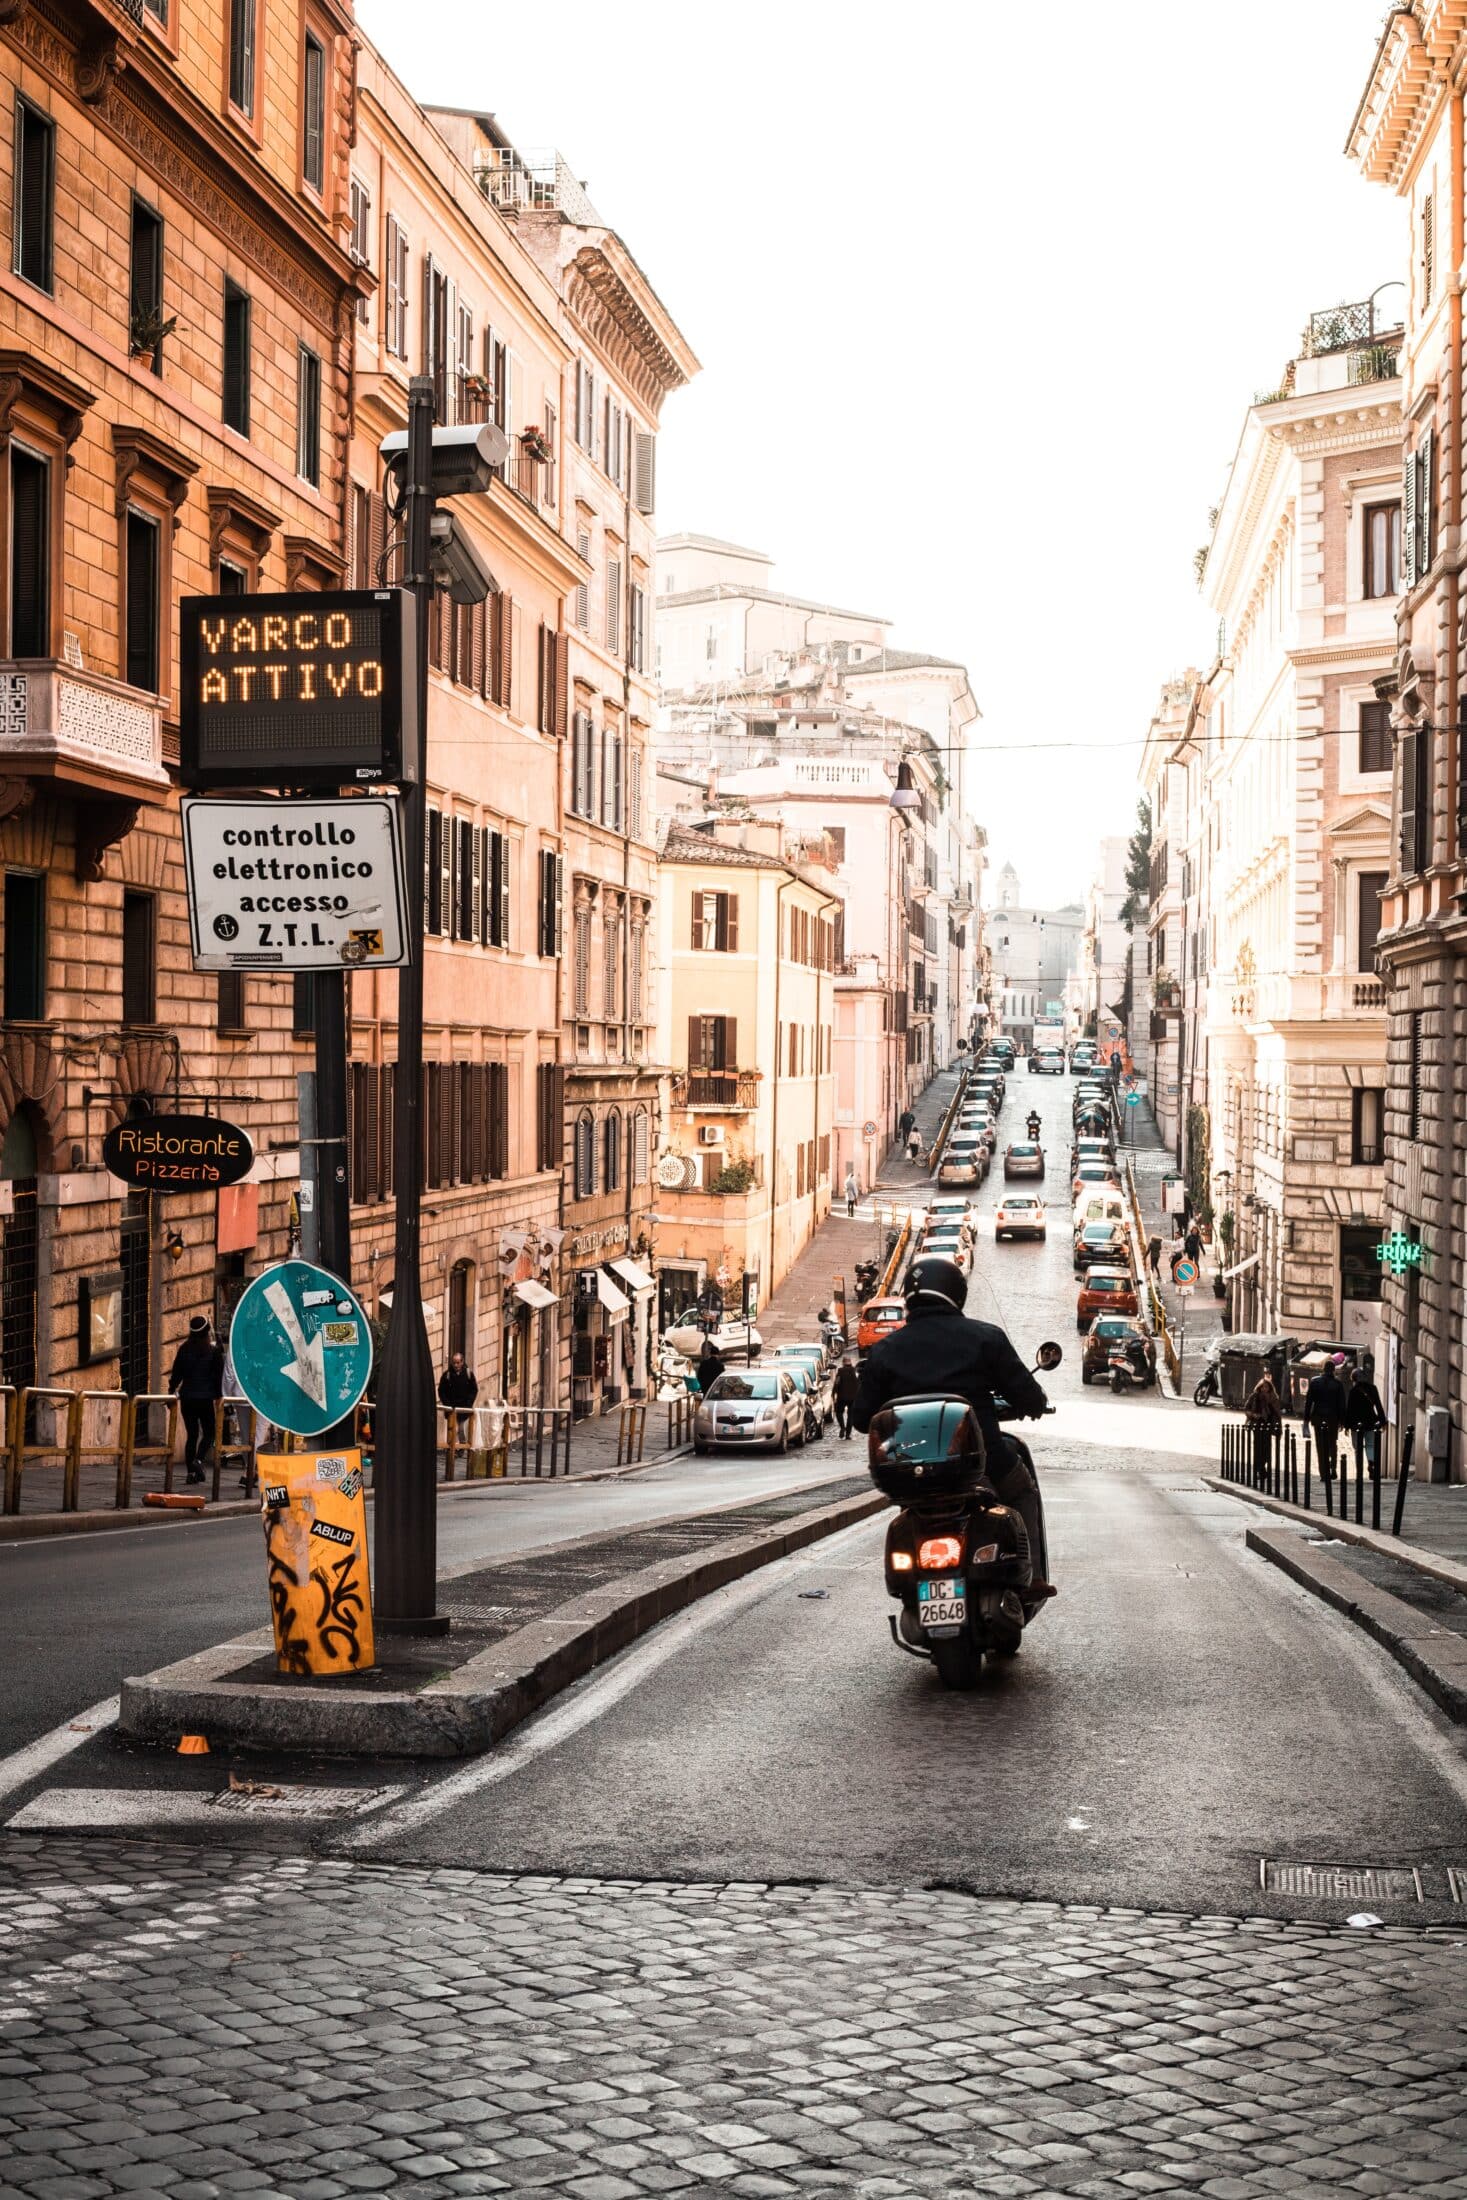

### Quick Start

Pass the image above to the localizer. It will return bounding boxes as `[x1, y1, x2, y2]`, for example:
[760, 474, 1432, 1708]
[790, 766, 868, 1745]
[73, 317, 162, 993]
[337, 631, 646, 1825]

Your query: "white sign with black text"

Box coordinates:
[181, 796, 410, 972]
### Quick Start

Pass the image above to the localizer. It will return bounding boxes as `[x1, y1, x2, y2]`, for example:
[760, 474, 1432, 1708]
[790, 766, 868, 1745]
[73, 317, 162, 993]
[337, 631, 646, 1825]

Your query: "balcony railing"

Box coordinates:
[1303, 294, 1404, 358]
[472, 148, 601, 227]
[675, 1069, 762, 1110]
[0, 661, 169, 798]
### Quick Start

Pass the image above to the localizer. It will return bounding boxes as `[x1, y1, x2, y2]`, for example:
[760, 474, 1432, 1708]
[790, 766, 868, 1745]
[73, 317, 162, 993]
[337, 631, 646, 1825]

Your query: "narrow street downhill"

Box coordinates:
[3, 1072, 1466, 2199]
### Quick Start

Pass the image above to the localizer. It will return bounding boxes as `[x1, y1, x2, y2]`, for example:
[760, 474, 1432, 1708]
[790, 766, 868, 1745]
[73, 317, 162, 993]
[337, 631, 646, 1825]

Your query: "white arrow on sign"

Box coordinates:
[265, 1279, 327, 1408]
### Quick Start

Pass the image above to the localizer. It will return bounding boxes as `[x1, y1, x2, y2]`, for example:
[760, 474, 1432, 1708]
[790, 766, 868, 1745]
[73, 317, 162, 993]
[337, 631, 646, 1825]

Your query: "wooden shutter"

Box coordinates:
[691, 891, 705, 951]
[634, 430, 655, 515]
[1399, 729, 1418, 873]
[384, 217, 400, 351]
[426, 808, 443, 933]
[1417, 428, 1434, 577]
[723, 1016, 737, 1070]
[606, 556, 621, 652]
[724, 892, 739, 951]
[553, 631, 570, 739]
[1403, 448, 1418, 590]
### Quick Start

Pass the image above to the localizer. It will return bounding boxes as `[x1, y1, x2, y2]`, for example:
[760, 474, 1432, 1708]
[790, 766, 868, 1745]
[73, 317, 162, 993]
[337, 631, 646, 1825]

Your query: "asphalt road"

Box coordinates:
[0, 1446, 850, 1765]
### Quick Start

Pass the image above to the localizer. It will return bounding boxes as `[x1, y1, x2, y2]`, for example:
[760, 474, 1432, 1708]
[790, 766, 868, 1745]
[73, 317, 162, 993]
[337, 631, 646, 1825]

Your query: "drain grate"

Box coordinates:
[212, 1783, 403, 1819]
[1261, 1859, 1423, 1902]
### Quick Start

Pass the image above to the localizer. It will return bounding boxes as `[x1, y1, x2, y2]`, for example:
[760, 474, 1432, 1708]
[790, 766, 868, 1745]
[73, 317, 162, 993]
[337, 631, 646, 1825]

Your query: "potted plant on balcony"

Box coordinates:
[128, 303, 178, 362]
[520, 425, 553, 465]
[1153, 967, 1179, 1009]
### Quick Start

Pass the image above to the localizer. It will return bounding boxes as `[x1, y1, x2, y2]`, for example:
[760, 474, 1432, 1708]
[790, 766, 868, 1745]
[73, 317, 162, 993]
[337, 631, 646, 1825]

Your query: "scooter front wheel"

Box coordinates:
[931, 1638, 983, 1691]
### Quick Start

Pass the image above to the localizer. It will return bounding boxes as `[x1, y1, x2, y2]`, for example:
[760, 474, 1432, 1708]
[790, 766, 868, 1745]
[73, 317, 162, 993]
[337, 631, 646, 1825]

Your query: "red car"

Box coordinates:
[1076, 1266, 1140, 1329]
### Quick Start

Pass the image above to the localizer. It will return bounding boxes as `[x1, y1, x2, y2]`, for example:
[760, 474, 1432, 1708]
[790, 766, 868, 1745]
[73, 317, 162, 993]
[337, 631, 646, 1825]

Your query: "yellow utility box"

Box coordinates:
[259, 1448, 374, 1675]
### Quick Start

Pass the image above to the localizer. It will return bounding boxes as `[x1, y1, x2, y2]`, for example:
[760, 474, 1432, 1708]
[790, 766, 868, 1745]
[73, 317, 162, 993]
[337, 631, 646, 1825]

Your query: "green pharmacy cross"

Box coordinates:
[1376, 1231, 1424, 1278]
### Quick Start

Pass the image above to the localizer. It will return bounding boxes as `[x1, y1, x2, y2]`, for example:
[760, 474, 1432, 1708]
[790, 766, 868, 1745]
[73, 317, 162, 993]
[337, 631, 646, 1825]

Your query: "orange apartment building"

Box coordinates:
[0, 0, 358, 1399]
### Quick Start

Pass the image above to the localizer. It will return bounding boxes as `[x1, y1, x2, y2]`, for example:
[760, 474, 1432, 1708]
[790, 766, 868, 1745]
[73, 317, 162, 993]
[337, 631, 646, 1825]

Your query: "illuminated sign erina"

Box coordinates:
[179, 590, 415, 790]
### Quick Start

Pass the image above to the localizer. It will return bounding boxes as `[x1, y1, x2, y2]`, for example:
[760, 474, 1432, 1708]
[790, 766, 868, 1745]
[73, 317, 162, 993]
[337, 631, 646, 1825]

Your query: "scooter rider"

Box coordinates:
[851, 1255, 1057, 1596]
[1025, 1110, 1042, 1140]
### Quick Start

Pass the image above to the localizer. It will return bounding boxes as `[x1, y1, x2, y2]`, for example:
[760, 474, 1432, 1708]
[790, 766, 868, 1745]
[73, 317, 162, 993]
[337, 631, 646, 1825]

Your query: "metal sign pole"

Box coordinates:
[373, 374, 442, 1633]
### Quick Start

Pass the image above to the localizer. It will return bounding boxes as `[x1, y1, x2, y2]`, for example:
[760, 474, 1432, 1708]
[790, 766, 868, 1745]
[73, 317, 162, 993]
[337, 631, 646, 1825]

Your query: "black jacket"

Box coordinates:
[851, 1302, 1047, 1464]
[833, 1362, 861, 1405]
[170, 1334, 224, 1401]
[1303, 1370, 1349, 1433]
[438, 1366, 478, 1409]
[1345, 1378, 1386, 1434]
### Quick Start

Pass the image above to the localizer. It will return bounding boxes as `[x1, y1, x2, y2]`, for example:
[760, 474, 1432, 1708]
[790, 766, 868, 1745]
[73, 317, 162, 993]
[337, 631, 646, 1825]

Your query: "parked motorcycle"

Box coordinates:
[854, 1260, 882, 1303]
[1108, 1335, 1153, 1394]
[871, 1343, 1062, 1691]
[1193, 1362, 1219, 1407]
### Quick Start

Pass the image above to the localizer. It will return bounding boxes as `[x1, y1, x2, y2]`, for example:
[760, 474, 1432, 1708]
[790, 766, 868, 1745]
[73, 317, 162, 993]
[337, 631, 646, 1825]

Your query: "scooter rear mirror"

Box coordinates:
[1035, 1341, 1063, 1371]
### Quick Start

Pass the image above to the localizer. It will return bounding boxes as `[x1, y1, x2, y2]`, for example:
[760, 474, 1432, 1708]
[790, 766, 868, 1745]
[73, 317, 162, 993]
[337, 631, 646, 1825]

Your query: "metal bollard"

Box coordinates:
[1355, 1442, 1365, 1525]
[1302, 1426, 1311, 1511]
[1286, 1427, 1297, 1505]
[1392, 1427, 1414, 1538]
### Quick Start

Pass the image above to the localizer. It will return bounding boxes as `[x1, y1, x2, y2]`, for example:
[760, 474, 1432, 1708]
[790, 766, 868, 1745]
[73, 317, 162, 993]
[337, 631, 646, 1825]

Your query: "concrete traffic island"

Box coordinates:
[119, 1477, 884, 1759]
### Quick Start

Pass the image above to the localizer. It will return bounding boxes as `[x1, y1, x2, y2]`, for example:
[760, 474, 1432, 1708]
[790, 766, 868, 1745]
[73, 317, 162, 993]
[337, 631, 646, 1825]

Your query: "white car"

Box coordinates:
[917, 1230, 972, 1273]
[995, 1195, 1047, 1242]
[664, 1318, 763, 1361]
[694, 1369, 805, 1454]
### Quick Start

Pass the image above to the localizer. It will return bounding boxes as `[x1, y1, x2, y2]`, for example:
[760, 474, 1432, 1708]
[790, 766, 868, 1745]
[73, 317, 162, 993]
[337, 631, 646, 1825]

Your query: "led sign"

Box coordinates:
[1375, 1231, 1424, 1278]
[179, 590, 415, 790]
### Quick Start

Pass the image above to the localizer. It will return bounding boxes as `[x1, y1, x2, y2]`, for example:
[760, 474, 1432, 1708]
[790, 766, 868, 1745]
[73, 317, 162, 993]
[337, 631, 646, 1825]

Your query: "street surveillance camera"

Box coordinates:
[429, 510, 496, 606]
[378, 420, 510, 498]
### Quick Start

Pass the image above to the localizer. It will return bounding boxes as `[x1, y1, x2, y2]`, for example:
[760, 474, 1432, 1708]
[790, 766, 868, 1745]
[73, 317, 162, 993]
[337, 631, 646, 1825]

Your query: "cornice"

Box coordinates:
[566, 245, 695, 421]
[1348, 2, 1467, 186]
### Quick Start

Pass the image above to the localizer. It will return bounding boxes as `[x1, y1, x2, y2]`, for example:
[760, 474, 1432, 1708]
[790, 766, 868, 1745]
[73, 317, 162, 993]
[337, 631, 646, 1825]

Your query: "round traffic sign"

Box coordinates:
[862, 1119, 878, 1139]
[1125, 1092, 1143, 1106]
[228, 1259, 373, 1439]
[1174, 1259, 1198, 1285]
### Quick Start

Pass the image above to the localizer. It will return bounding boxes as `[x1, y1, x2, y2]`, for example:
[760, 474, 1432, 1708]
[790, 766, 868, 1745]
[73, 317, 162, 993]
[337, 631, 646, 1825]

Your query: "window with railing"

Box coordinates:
[1351, 1087, 1384, 1167]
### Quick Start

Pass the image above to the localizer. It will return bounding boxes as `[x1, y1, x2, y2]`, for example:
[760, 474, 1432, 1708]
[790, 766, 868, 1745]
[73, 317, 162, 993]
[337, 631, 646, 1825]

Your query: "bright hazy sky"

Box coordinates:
[358, 0, 1405, 907]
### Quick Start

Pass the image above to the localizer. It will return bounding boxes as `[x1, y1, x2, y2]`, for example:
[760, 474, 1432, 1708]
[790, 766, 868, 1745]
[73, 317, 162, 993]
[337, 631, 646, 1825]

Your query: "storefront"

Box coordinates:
[1339, 1223, 1384, 1352]
[566, 1224, 656, 1418]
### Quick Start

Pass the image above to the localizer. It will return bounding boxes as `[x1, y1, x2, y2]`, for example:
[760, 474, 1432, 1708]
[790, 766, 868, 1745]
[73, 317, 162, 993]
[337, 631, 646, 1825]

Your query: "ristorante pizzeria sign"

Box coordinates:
[179, 591, 415, 790]
[102, 1113, 255, 1189]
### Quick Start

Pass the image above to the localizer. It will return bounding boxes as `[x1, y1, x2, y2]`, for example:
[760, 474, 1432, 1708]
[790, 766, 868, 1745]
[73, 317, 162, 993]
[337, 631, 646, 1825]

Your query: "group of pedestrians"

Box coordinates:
[1244, 1354, 1386, 1481]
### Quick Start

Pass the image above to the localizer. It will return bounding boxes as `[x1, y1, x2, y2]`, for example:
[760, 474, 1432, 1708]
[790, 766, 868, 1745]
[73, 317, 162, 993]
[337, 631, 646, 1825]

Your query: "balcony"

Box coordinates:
[0, 661, 169, 802]
[673, 1069, 762, 1111]
[473, 147, 602, 226]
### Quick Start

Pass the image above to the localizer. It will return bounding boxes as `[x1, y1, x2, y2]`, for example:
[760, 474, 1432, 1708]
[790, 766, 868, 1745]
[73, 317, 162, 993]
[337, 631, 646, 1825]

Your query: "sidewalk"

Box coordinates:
[1125, 1097, 1223, 1393]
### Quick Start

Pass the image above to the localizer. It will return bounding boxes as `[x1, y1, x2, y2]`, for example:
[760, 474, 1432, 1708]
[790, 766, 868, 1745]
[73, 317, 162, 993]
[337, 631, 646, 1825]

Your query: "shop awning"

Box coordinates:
[609, 1258, 654, 1295]
[513, 1278, 558, 1311]
[591, 1268, 630, 1321]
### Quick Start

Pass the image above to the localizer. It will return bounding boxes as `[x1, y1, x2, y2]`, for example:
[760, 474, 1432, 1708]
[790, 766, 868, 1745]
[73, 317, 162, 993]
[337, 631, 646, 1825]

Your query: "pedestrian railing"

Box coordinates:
[616, 1402, 648, 1466]
[1219, 1417, 1399, 1531]
[927, 1068, 969, 1172]
[880, 1211, 912, 1296]
[664, 1393, 693, 1448]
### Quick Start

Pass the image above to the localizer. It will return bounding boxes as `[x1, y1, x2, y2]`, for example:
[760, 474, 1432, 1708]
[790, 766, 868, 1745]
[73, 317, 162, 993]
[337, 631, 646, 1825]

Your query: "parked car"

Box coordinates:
[1074, 1219, 1130, 1272]
[771, 1344, 835, 1424]
[664, 1318, 763, 1362]
[918, 1229, 972, 1274]
[1072, 1137, 1115, 1166]
[939, 1140, 986, 1189]
[1076, 1266, 1141, 1329]
[1073, 1191, 1128, 1235]
[927, 1196, 976, 1233]
[1070, 1044, 1098, 1073]
[1073, 1161, 1123, 1199]
[1081, 1316, 1156, 1385]
[994, 1195, 1046, 1242]
[1029, 1048, 1065, 1075]
[857, 1295, 907, 1353]
[780, 1360, 827, 1439]
[1004, 1141, 1045, 1181]
[694, 1369, 805, 1453]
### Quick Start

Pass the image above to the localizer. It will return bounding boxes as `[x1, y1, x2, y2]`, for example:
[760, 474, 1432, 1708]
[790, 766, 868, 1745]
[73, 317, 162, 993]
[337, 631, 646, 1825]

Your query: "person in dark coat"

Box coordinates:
[169, 1315, 225, 1485]
[897, 1108, 915, 1143]
[1183, 1225, 1204, 1268]
[438, 1352, 478, 1439]
[1245, 1372, 1283, 1482]
[833, 1355, 861, 1438]
[696, 1336, 727, 1395]
[1146, 1234, 1163, 1279]
[1346, 1363, 1387, 1469]
[1303, 1360, 1350, 1483]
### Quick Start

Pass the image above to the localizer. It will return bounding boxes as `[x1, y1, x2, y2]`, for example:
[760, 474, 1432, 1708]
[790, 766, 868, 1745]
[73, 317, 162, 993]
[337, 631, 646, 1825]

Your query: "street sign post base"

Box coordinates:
[375, 1613, 452, 1637]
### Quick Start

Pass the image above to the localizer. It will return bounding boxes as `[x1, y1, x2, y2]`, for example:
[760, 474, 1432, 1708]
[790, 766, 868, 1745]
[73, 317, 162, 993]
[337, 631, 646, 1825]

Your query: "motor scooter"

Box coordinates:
[871, 1343, 1062, 1691]
[1107, 1335, 1153, 1393]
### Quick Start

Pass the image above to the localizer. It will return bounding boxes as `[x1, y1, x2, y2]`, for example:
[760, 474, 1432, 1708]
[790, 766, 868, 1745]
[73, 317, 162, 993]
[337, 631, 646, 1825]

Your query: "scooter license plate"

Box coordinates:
[917, 1577, 967, 1631]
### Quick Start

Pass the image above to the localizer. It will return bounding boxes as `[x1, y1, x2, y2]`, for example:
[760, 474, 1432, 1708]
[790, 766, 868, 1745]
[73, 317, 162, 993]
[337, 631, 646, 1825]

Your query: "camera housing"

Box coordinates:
[429, 512, 496, 606]
[379, 421, 510, 499]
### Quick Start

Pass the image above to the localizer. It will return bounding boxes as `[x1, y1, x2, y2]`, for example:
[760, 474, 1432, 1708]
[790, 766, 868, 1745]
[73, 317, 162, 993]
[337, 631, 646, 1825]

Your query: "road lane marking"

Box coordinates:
[0, 1693, 119, 1808]
[338, 1518, 880, 1854]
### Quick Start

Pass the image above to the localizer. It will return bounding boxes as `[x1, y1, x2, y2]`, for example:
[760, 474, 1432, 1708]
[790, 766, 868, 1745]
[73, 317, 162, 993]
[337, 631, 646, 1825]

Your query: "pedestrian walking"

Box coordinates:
[1146, 1234, 1162, 1279]
[897, 1108, 915, 1144]
[1244, 1371, 1283, 1483]
[1302, 1356, 1349, 1486]
[1346, 1362, 1387, 1471]
[696, 1335, 727, 1395]
[906, 1128, 925, 1165]
[438, 1351, 478, 1443]
[1183, 1224, 1203, 1269]
[169, 1315, 225, 1486]
[844, 1166, 859, 1218]
[833, 1355, 861, 1438]
[1168, 1242, 1186, 1284]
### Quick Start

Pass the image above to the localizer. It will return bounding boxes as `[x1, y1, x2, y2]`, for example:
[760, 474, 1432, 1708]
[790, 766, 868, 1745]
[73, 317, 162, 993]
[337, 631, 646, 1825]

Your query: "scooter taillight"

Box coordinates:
[918, 1534, 963, 1569]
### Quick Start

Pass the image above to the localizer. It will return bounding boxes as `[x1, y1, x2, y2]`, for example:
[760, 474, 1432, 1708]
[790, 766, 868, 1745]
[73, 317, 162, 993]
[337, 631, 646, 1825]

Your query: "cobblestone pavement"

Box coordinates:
[1, 1838, 1465, 2200]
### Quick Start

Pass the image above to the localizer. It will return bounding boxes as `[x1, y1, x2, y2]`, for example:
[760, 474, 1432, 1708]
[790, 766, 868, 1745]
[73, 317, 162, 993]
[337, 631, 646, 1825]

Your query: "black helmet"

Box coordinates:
[904, 1255, 968, 1313]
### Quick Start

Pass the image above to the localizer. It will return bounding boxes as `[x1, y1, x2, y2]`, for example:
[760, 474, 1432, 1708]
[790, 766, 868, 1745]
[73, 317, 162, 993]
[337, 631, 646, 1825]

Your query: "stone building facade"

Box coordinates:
[1195, 308, 1398, 1341]
[1350, 2, 1467, 1476]
[0, 0, 358, 1400]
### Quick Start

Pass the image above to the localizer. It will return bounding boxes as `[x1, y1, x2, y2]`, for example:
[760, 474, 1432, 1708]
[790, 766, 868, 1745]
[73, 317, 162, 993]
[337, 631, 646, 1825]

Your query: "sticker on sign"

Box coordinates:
[182, 795, 409, 972]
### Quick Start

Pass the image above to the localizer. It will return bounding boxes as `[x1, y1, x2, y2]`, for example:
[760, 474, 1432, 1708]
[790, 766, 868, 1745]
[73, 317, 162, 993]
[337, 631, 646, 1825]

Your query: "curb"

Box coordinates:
[1201, 1474, 1467, 1597]
[1245, 1522, 1467, 1725]
[118, 1485, 886, 1759]
[0, 1444, 697, 1541]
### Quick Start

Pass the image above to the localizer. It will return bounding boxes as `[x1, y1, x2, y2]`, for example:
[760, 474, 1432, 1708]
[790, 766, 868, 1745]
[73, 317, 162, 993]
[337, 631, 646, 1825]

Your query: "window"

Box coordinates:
[292, 973, 316, 1037]
[542, 402, 557, 504]
[228, 0, 256, 117]
[604, 397, 623, 487]
[535, 1062, 564, 1172]
[603, 907, 621, 1021]
[425, 809, 444, 936]
[455, 299, 474, 423]
[1423, 189, 1435, 306]
[216, 972, 246, 1033]
[13, 97, 54, 294]
[1356, 871, 1387, 973]
[487, 590, 513, 709]
[302, 31, 326, 195]
[632, 1108, 649, 1185]
[1359, 699, 1391, 775]
[538, 850, 563, 958]
[1363, 503, 1400, 599]
[633, 429, 655, 516]
[574, 1111, 596, 1200]
[687, 1015, 734, 1070]
[1404, 430, 1435, 587]
[1351, 1088, 1384, 1167]
[452, 817, 477, 940]
[3, 872, 44, 1021]
[297, 346, 321, 486]
[570, 711, 597, 818]
[575, 530, 591, 630]
[1409, 1010, 1425, 1141]
[218, 282, 253, 438]
[603, 1111, 621, 1193]
[601, 724, 623, 830]
[575, 361, 596, 454]
[349, 178, 370, 322]
[629, 583, 647, 674]
[605, 556, 622, 653]
[384, 217, 408, 358]
[1399, 722, 1431, 874]
[9, 447, 50, 658]
[123, 511, 160, 693]
[120, 892, 156, 1025]
[573, 902, 591, 1016]
[129, 198, 164, 371]
[483, 828, 510, 947]
[691, 891, 738, 951]
[629, 919, 645, 1021]
[217, 558, 247, 596]
[422, 257, 453, 420]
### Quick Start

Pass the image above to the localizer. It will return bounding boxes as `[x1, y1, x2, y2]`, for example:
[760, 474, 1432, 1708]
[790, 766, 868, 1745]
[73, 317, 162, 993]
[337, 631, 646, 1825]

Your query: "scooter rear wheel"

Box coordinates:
[932, 1639, 983, 1691]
